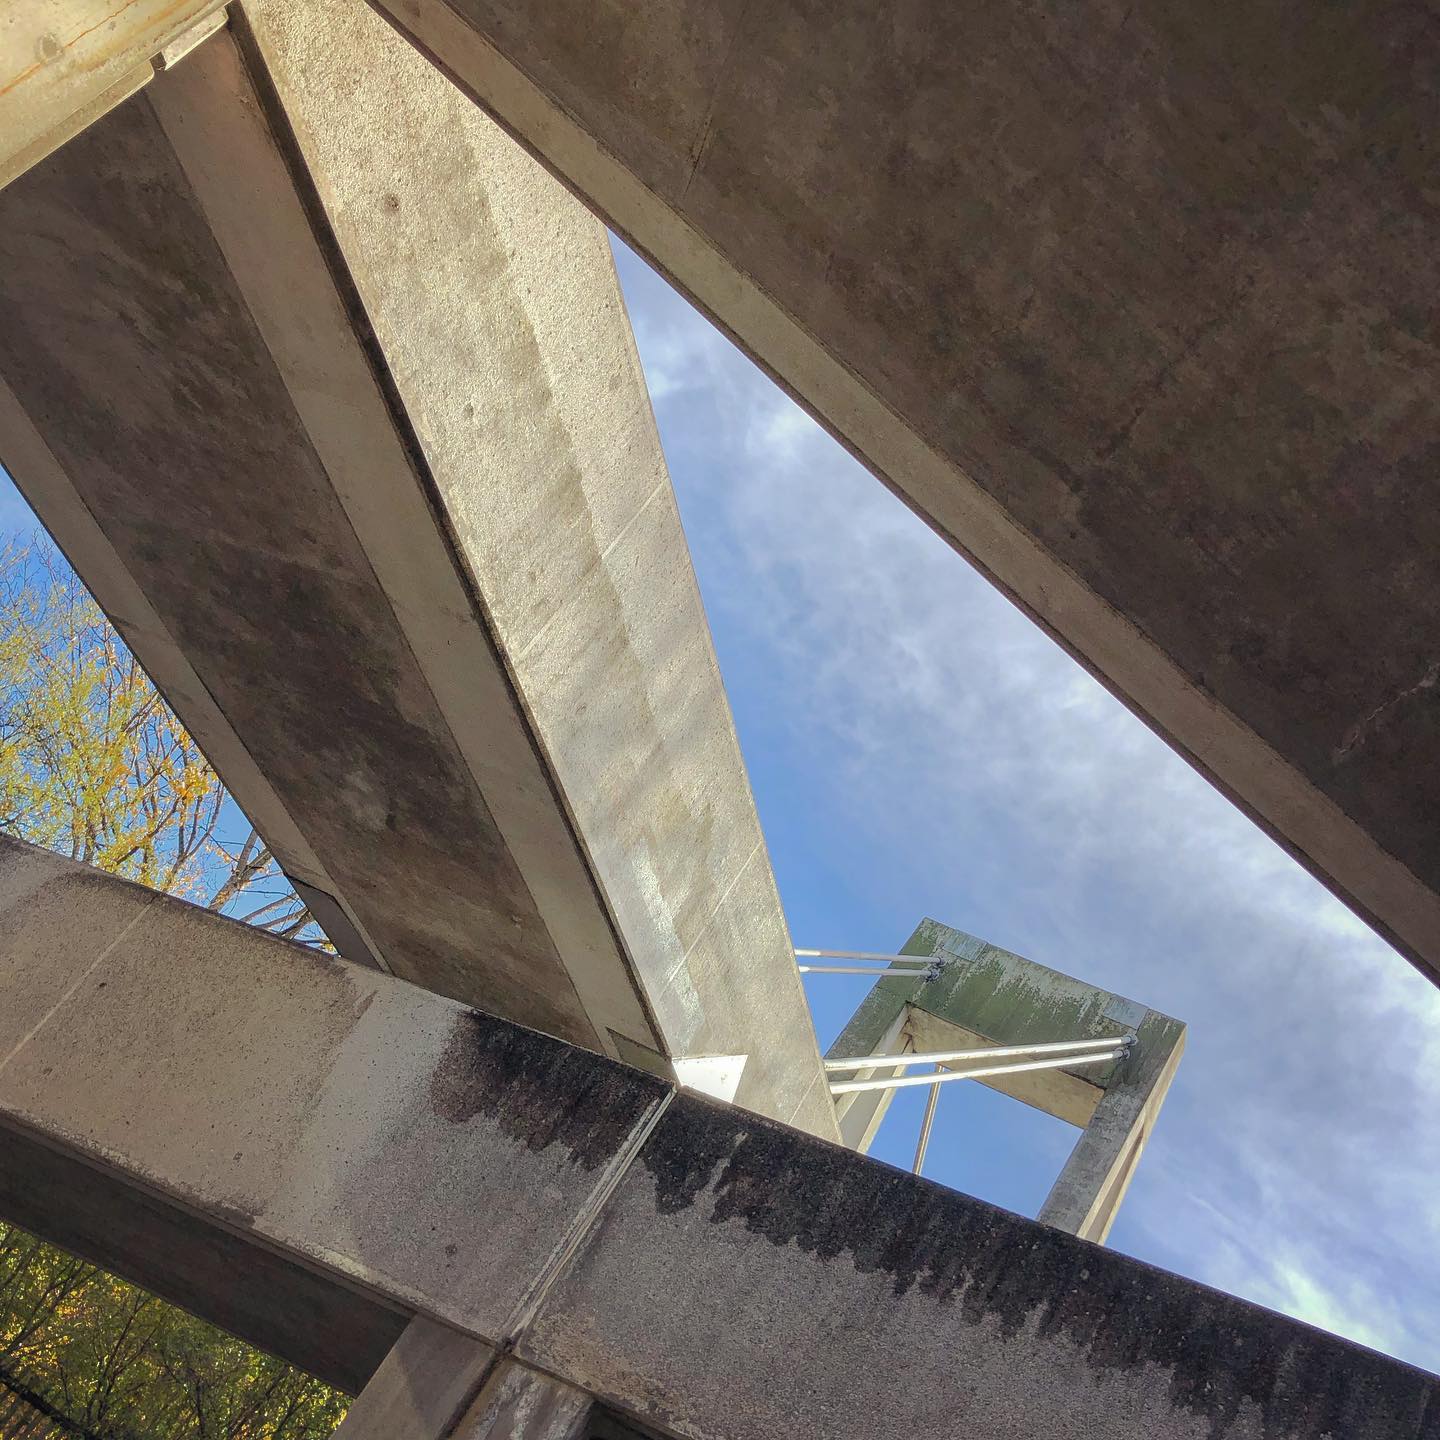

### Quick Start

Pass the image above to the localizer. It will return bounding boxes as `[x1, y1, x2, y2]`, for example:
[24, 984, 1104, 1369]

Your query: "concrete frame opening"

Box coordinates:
[825, 919, 1185, 1244]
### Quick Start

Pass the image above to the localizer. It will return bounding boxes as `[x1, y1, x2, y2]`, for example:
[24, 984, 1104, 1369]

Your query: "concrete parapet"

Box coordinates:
[0, 837, 1432, 1437]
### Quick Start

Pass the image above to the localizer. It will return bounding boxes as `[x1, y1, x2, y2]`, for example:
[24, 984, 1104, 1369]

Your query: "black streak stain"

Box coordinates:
[641, 1099, 1440, 1439]
[429, 1011, 667, 1172]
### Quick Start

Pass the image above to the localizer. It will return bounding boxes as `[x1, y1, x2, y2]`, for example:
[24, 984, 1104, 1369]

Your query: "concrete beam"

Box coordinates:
[368, 0, 1440, 988]
[0, 1, 836, 1137]
[0, 0, 222, 189]
[0, 836, 1433, 1439]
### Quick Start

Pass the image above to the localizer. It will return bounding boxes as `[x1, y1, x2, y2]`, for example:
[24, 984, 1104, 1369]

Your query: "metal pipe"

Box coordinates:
[795, 949, 938, 965]
[913, 1078, 941, 1176]
[825, 1035, 1131, 1071]
[829, 1049, 1122, 1095]
[797, 964, 933, 976]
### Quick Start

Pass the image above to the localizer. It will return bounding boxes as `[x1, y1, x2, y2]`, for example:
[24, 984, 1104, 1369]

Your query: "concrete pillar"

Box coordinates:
[829, 1005, 912, 1154]
[452, 1365, 592, 1440]
[332, 1319, 494, 1440]
[1038, 1010, 1187, 1244]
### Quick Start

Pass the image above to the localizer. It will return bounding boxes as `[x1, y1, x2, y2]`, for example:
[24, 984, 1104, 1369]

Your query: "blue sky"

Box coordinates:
[608, 239, 1440, 1371]
[0, 240, 1433, 1374]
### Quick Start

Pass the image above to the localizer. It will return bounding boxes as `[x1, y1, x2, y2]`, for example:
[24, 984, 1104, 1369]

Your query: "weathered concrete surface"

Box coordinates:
[331, 1317, 494, 1438]
[0, 0, 221, 189]
[1039, 1003, 1187, 1243]
[370, 0, 1440, 989]
[0, 4, 836, 1137]
[0, 835, 672, 1347]
[451, 1363, 593, 1440]
[522, 1091, 1439, 1440]
[3, 839, 1434, 1438]
[828, 919, 1185, 1242]
[240, 0, 833, 1138]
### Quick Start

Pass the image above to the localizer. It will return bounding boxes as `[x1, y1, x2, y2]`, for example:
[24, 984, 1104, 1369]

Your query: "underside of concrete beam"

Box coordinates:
[366, 0, 1440, 988]
[0, 837, 1433, 1439]
[0, 0, 836, 1138]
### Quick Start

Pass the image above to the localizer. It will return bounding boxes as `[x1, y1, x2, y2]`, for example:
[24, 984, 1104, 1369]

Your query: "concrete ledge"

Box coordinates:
[0, 837, 1433, 1436]
[524, 1094, 1440, 1440]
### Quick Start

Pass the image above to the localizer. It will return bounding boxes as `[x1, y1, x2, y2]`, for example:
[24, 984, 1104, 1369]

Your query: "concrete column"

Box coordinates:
[452, 1365, 593, 1440]
[333, 1319, 495, 1440]
[829, 1006, 912, 1154]
[1038, 1010, 1187, 1244]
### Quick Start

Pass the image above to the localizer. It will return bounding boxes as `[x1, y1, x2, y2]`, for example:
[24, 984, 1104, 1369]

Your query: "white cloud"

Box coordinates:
[614, 239, 1440, 1372]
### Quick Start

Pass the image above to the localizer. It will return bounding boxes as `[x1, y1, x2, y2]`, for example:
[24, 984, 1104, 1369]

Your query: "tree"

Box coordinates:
[0, 529, 345, 1436]
[0, 534, 318, 939]
[0, 1228, 349, 1439]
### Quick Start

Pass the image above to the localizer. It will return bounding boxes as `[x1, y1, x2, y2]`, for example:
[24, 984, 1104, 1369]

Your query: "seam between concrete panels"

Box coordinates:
[509, 477, 670, 670]
[501, 1086, 677, 1347]
[661, 838, 764, 992]
[0, 889, 161, 1078]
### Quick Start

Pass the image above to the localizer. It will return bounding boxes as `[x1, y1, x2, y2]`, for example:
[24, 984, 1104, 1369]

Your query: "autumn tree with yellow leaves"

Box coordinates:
[0, 535, 316, 937]
[0, 530, 344, 1437]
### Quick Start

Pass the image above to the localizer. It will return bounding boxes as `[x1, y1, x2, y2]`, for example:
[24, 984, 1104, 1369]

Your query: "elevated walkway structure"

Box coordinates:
[823, 920, 1185, 1242]
[3, 1, 1440, 1434]
[0, 0, 835, 1140]
[0, 836, 1432, 1439]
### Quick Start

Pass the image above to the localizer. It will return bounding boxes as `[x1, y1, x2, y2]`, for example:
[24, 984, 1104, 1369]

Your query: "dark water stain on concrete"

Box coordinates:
[429, 1010, 668, 1172]
[641, 1097, 1439, 1438]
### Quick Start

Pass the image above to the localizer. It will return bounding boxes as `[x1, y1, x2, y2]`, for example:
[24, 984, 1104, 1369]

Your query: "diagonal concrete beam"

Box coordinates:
[0, 1, 836, 1137]
[0, 835, 1435, 1438]
[366, 0, 1440, 989]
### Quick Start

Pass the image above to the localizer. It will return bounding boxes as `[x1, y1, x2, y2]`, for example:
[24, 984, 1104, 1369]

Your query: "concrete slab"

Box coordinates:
[369, 0, 1440, 988]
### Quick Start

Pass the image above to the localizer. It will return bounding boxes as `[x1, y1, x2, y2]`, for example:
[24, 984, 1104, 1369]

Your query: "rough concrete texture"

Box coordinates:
[0, 86, 602, 1049]
[370, 0, 1440, 987]
[521, 1093, 1440, 1440]
[0, 836, 670, 1346]
[0, 8, 836, 1138]
[241, 0, 835, 1140]
[331, 1317, 493, 1438]
[4, 841, 1434, 1438]
[451, 1363, 592, 1440]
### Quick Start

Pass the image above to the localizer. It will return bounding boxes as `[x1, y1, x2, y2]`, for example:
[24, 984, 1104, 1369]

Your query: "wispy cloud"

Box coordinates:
[614, 238, 1440, 1372]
